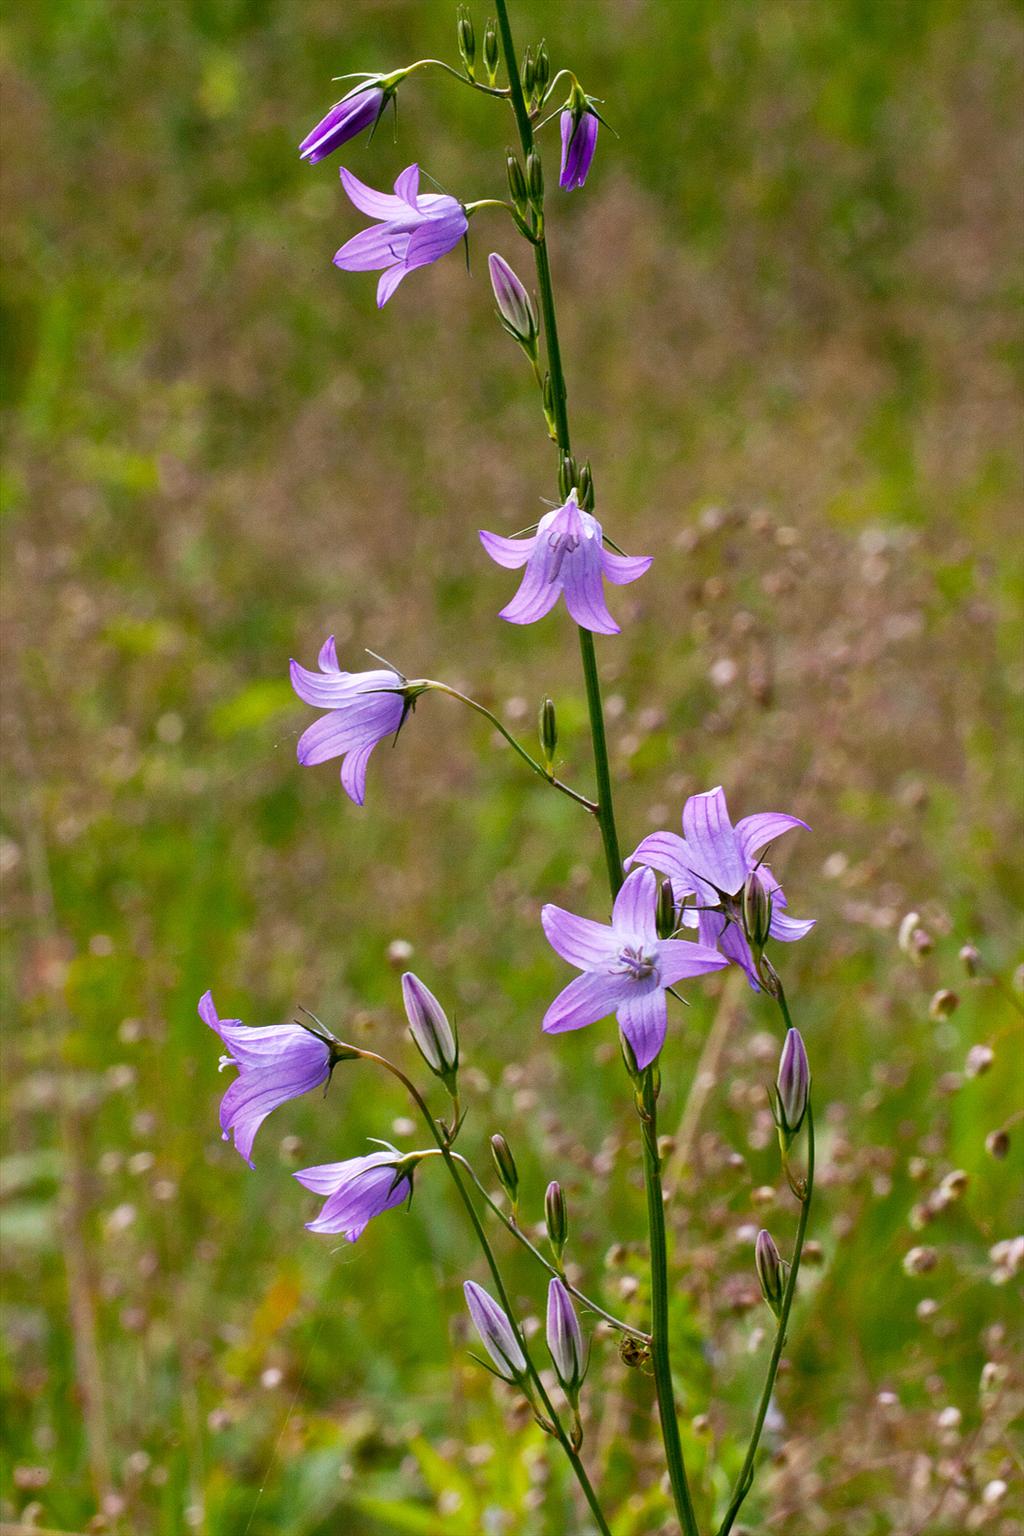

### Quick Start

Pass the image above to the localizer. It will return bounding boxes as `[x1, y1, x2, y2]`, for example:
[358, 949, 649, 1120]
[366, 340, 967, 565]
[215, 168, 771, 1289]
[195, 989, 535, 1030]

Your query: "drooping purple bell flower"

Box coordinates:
[628, 786, 814, 989]
[199, 991, 331, 1168]
[334, 164, 468, 307]
[541, 866, 728, 1069]
[290, 636, 409, 805]
[479, 489, 651, 635]
[463, 1280, 527, 1381]
[299, 83, 385, 164]
[559, 107, 599, 189]
[294, 1146, 418, 1239]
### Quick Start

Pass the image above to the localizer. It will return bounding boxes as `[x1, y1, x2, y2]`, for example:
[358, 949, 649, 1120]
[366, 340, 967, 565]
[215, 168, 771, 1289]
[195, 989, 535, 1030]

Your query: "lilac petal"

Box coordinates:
[718, 916, 762, 989]
[498, 544, 563, 626]
[541, 903, 618, 970]
[214, 1020, 325, 1072]
[393, 163, 421, 207]
[611, 867, 659, 944]
[198, 989, 224, 1032]
[560, 110, 599, 189]
[376, 264, 409, 307]
[219, 1057, 329, 1167]
[601, 548, 653, 586]
[307, 1166, 409, 1238]
[299, 87, 383, 164]
[401, 207, 468, 271]
[560, 522, 619, 635]
[655, 937, 730, 987]
[294, 1152, 396, 1195]
[334, 222, 410, 273]
[769, 910, 816, 943]
[543, 971, 629, 1034]
[735, 813, 810, 868]
[616, 982, 667, 1069]
[290, 660, 393, 708]
[296, 694, 403, 765]
[479, 528, 534, 570]
[339, 741, 376, 805]
[318, 635, 340, 672]
[626, 830, 697, 886]
[339, 166, 409, 220]
[682, 787, 745, 896]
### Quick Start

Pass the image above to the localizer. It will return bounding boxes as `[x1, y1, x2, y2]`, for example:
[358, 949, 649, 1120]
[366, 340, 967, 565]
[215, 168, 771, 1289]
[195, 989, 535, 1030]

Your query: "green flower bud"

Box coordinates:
[506, 150, 528, 215]
[655, 878, 677, 941]
[558, 452, 578, 499]
[577, 460, 595, 511]
[539, 697, 558, 771]
[742, 871, 773, 953]
[535, 41, 550, 94]
[545, 1180, 568, 1258]
[755, 1229, 786, 1317]
[526, 149, 544, 208]
[521, 45, 535, 100]
[456, 6, 476, 78]
[490, 1133, 519, 1209]
[482, 18, 499, 84]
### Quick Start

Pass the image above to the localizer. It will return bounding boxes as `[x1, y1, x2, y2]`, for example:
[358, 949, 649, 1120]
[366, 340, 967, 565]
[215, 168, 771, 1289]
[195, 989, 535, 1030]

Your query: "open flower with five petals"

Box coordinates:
[627, 786, 814, 989]
[290, 637, 412, 805]
[480, 490, 651, 635]
[294, 1146, 421, 1239]
[541, 866, 728, 1068]
[334, 164, 468, 307]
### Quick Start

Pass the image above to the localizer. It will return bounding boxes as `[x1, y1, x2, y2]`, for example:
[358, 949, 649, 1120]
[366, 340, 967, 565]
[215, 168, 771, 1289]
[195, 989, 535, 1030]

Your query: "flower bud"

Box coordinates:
[456, 5, 476, 77]
[775, 1027, 809, 1142]
[959, 943, 980, 977]
[558, 452, 578, 499]
[526, 149, 544, 208]
[539, 697, 558, 771]
[546, 1278, 586, 1396]
[755, 1229, 786, 1316]
[535, 41, 550, 94]
[488, 253, 538, 349]
[929, 988, 959, 1020]
[545, 1180, 568, 1259]
[401, 972, 458, 1079]
[506, 151, 528, 214]
[742, 871, 773, 953]
[490, 1133, 519, 1208]
[521, 45, 535, 100]
[463, 1280, 526, 1381]
[482, 19, 500, 84]
[655, 878, 676, 941]
[577, 460, 594, 511]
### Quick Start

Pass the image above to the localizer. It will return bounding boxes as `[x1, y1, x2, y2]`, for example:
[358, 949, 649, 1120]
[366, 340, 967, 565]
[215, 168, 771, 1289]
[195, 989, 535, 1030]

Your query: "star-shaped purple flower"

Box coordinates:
[560, 107, 599, 189]
[199, 991, 332, 1167]
[479, 489, 651, 635]
[333, 164, 468, 307]
[290, 637, 408, 805]
[294, 1147, 417, 1239]
[299, 83, 385, 164]
[541, 866, 728, 1068]
[628, 786, 814, 989]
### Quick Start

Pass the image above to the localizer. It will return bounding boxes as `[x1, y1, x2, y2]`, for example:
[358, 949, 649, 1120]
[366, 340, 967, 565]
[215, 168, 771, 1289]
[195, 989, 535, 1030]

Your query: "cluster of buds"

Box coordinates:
[457, 8, 500, 86]
[520, 40, 550, 111]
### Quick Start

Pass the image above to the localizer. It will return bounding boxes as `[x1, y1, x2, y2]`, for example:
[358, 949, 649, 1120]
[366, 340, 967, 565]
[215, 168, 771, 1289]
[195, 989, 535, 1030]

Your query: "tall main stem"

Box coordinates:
[493, 5, 699, 1531]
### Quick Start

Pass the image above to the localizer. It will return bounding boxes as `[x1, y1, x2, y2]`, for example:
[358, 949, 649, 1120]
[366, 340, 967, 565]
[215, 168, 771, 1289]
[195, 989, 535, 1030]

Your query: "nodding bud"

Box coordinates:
[959, 943, 981, 978]
[742, 871, 773, 953]
[463, 1280, 527, 1381]
[506, 151, 528, 214]
[558, 453, 578, 499]
[456, 6, 476, 76]
[545, 1180, 568, 1258]
[656, 878, 677, 940]
[521, 45, 535, 99]
[526, 149, 544, 207]
[577, 460, 595, 511]
[482, 19, 499, 84]
[488, 253, 538, 348]
[490, 1133, 519, 1208]
[401, 972, 458, 1079]
[539, 697, 558, 770]
[546, 1278, 586, 1396]
[775, 1027, 809, 1141]
[755, 1229, 786, 1316]
[535, 41, 550, 94]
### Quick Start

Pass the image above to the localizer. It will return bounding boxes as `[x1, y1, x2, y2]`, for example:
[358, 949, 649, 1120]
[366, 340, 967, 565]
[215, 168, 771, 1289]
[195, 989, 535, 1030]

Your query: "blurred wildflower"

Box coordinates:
[929, 989, 959, 1020]
[964, 1043, 994, 1077]
[294, 1146, 420, 1239]
[334, 164, 468, 307]
[299, 83, 386, 164]
[628, 786, 813, 988]
[479, 489, 651, 635]
[463, 1281, 527, 1381]
[199, 991, 332, 1167]
[290, 636, 416, 805]
[903, 1245, 939, 1276]
[540, 865, 727, 1068]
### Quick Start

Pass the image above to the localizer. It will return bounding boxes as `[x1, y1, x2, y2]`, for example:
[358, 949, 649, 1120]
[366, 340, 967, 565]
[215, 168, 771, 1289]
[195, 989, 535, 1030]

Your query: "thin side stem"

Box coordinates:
[715, 1105, 815, 1536]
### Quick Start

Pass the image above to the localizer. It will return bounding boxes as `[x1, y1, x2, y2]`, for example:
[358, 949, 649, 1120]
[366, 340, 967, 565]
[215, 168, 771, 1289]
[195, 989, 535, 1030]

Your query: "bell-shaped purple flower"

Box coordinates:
[541, 866, 728, 1069]
[334, 164, 468, 307]
[199, 991, 331, 1168]
[546, 1278, 586, 1395]
[628, 786, 814, 989]
[290, 636, 408, 805]
[294, 1146, 418, 1239]
[479, 490, 651, 636]
[299, 84, 385, 164]
[560, 107, 599, 190]
[776, 1027, 810, 1138]
[463, 1280, 527, 1381]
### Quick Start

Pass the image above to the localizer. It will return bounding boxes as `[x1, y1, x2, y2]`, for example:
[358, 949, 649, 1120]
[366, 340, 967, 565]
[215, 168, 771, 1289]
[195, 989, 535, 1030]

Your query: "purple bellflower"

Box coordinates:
[479, 489, 651, 635]
[199, 991, 331, 1168]
[299, 83, 385, 164]
[333, 164, 468, 307]
[628, 786, 814, 989]
[294, 1146, 418, 1239]
[560, 106, 599, 189]
[290, 636, 410, 806]
[541, 866, 728, 1069]
[463, 1280, 527, 1381]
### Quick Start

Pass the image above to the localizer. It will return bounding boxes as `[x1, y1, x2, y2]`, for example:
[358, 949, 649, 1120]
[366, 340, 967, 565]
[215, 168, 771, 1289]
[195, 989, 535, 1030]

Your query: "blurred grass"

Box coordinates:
[2, 0, 1023, 1532]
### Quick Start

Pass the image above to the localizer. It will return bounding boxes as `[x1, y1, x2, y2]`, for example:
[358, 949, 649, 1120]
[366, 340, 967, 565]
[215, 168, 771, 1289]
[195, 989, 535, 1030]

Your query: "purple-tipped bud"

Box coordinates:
[776, 1028, 810, 1139]
[546, 1278, 586, 1395]
[488, 253, 538, 348]
[545, 1180, 568, 1257]
[559, 107, 599, 190]
[299, 84, 385, 165]
[463, 1280, 527, 1381]
[755, 1229, 785, 1316]
[490, 1133, 519, 1208]
[401, 972, 458, 1078]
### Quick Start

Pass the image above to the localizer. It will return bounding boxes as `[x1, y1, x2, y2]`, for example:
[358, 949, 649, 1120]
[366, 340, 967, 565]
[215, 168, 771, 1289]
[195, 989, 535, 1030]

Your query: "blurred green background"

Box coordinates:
[2, 0, 1022, 1532]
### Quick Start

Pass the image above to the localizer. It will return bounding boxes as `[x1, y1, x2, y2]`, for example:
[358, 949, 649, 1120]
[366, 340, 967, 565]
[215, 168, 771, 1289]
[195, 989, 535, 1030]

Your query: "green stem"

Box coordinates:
[716, 1106, 815, 1536]
[358, 1050, 612, 1535]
